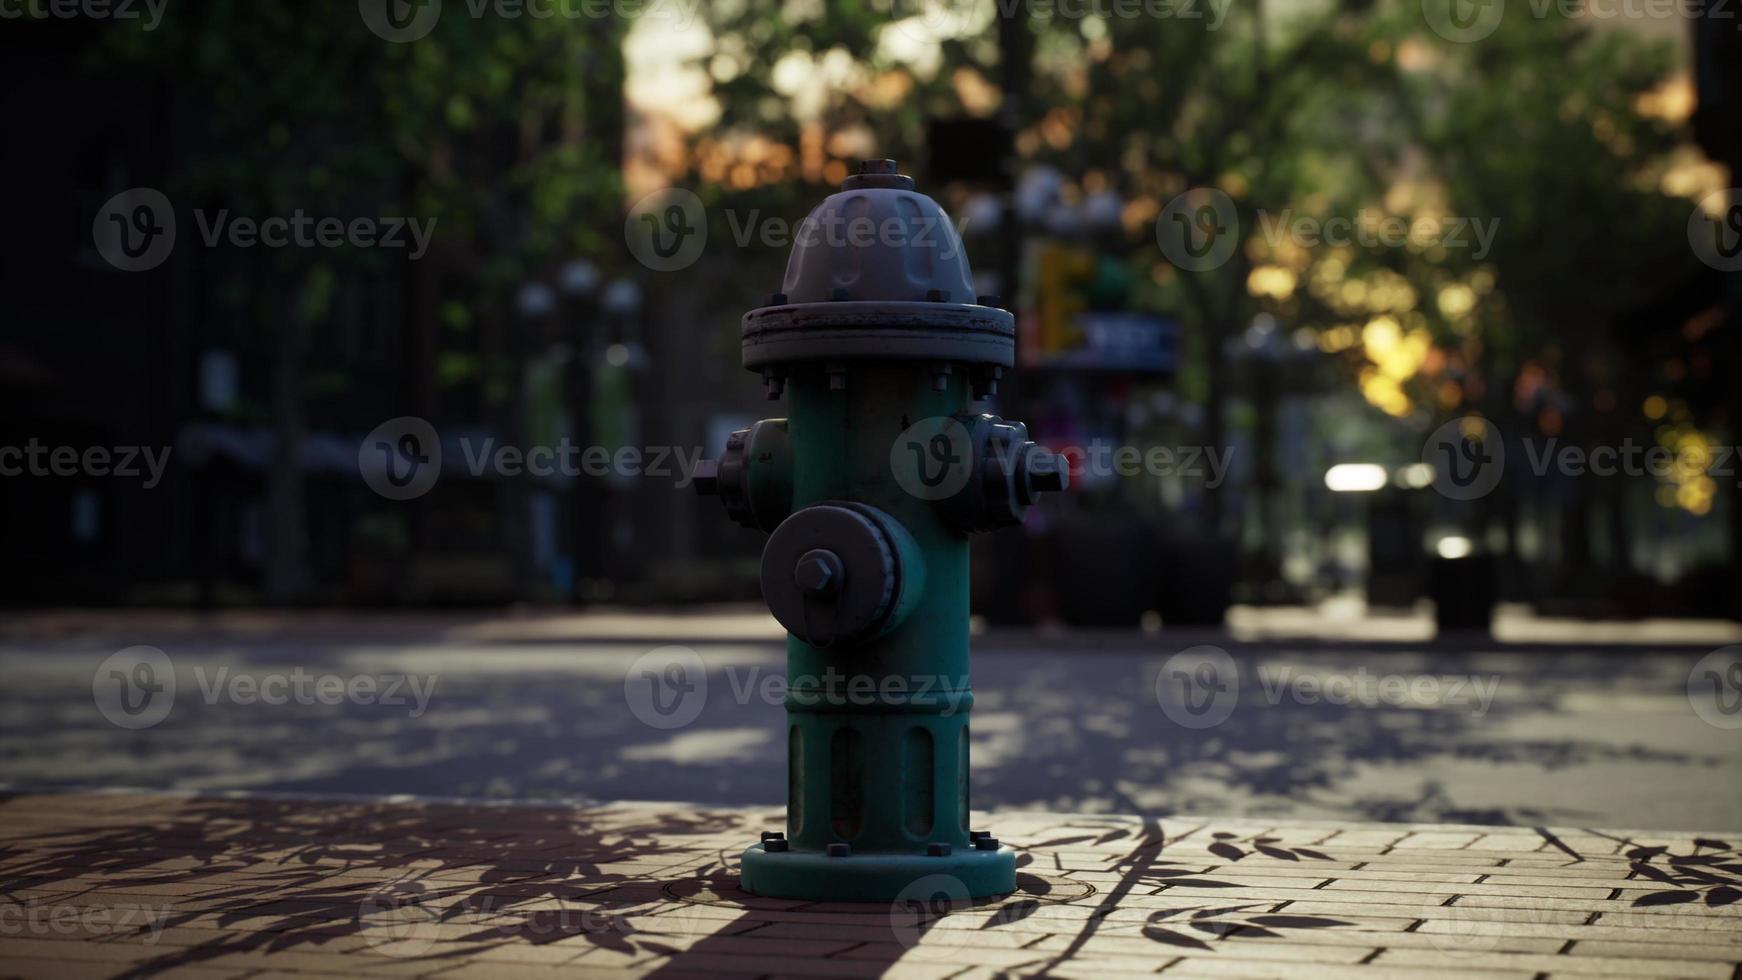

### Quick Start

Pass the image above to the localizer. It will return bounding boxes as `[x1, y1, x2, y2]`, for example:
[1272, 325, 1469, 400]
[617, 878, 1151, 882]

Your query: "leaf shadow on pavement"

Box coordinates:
[970, 646, 1728, 826]
[0, 792, 758, 977]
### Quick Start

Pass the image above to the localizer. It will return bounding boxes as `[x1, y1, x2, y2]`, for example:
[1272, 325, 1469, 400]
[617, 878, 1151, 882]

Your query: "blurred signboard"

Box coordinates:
[1020, 241, 1178, 374]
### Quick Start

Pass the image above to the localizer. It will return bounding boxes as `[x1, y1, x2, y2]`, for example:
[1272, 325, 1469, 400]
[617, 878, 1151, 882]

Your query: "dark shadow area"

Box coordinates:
[0, 793, 755, 977]
[3, 638, 1735, 828]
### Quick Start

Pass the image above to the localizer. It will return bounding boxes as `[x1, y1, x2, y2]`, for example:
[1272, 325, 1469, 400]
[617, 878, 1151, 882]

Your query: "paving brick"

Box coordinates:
[1158, 957, 1534, 979]
[1324, 878, 1616, 899]
[1027, 933, 1376, 963]
[1375, 947, 1734, 977]
[0, 791, 1734, 979]
[1567, 939, 1742, 962]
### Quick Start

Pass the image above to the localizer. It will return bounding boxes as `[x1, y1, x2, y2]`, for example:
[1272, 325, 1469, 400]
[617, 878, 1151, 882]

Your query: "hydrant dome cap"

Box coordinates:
[777, 185, 974, 306]
[741, 162, 1014, 371]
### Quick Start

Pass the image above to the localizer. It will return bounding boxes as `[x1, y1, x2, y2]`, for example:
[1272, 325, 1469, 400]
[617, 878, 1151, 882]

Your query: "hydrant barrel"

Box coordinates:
[695, 160, 1066, 901]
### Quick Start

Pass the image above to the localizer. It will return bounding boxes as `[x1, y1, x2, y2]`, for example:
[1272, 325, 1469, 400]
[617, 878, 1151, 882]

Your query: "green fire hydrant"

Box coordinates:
[694, 160, 1067, 902]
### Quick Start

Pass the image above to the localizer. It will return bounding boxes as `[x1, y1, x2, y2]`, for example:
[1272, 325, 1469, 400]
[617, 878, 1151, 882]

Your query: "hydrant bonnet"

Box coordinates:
[741, 160, 1014, 371]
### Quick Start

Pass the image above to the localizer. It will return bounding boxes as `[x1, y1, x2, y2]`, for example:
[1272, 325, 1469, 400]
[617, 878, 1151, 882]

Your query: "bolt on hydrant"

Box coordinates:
[694, 160, 1067, 901]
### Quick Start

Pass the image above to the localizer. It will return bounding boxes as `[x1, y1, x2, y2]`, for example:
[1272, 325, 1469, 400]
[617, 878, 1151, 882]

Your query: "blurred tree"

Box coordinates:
[651, 0, 1706, 593]
[102, 1, 626, 601]
[1021, 0, 1695, 588]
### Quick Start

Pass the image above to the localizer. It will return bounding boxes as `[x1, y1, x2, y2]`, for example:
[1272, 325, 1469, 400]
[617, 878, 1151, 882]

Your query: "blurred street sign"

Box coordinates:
[1021, 241, 1177, 374]
[1022, 311, 1179, 373]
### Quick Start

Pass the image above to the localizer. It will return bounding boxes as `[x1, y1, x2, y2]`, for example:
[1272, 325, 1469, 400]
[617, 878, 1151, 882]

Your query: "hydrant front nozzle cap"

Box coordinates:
[794, 549, 844, 596]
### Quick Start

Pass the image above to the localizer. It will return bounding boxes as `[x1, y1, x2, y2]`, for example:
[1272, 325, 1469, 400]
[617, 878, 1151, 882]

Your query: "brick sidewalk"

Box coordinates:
[0, 792, 1737, 978]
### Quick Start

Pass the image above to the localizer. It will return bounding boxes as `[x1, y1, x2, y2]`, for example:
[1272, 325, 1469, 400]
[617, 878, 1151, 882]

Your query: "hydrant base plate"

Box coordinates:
[739, 842, 1017, 902]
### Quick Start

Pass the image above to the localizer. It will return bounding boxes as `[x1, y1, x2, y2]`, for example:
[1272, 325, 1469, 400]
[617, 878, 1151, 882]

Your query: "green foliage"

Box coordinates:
[102, 0, 626, 407]
[676, 0, 1691, 430]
